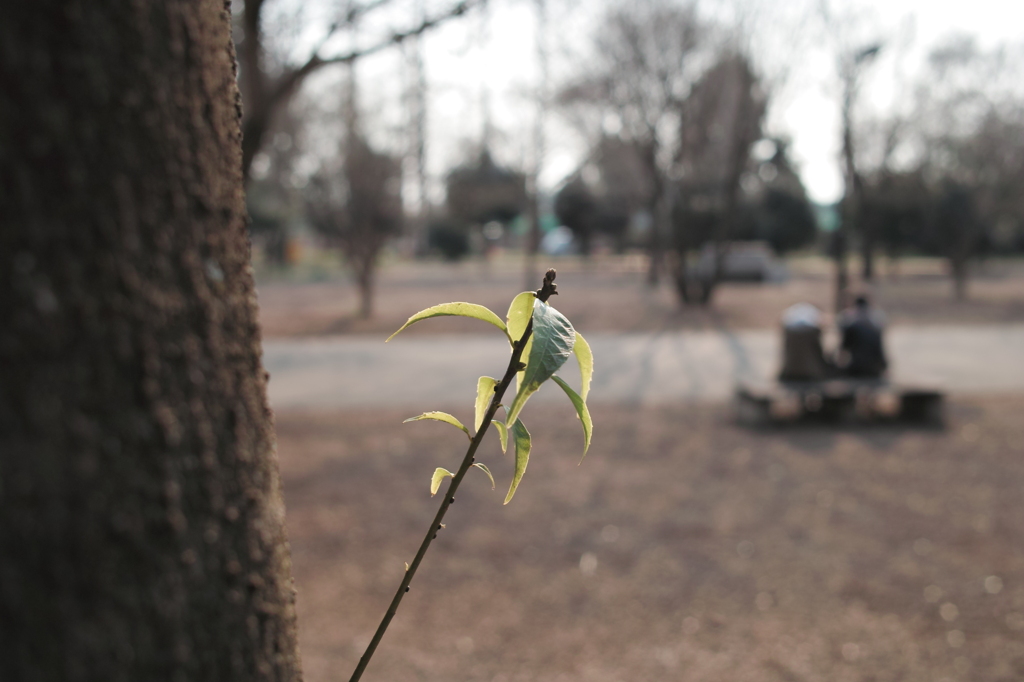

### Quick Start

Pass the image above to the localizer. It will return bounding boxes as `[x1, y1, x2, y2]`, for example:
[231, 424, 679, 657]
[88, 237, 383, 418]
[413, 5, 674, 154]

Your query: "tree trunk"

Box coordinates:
[837, 77, 858, 314]
[668, 199, 692, 307]
[699, 246, 722, 307]
[0, 3, 303, 681]
[644, 145, 667, 287]
[672, 257, 693, 305]
[356, 258, 376, 319]
[833, 228, 850, 314]
[861, 224, 876, 282]
[951, 257, 968, 301]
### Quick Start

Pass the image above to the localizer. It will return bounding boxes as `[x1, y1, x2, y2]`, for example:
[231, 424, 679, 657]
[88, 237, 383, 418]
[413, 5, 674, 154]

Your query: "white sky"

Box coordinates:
[293, 0, 1024, 206]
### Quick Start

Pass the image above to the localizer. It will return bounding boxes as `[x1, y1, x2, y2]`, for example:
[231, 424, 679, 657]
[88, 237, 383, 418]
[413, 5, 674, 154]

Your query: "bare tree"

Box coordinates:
[1, 2, 301, 679]
[860, 168, 929, 276]
[589, 135, 657, 225]
[306, 113, 404, 318]
[559, 0, 705, 284]
[673, 50, 767, 305]
[554, 135, 651, 256]
[958, 106, 1024, 253]
[901, 36, 1024, 298]
[247, 102, 307, 265]
[813, 0, 888, 309]
[837, 43, 883, 303]
[402, 0, 431, 252]
[859, 49, 1024, 299]
[235, 0, 481, 184]
[932, 181, 980, 300]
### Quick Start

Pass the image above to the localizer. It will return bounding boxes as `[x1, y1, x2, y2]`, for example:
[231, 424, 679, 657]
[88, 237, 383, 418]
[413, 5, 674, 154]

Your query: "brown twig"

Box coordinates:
[348, 270, 558, 682]
[536, 267, 558, 302]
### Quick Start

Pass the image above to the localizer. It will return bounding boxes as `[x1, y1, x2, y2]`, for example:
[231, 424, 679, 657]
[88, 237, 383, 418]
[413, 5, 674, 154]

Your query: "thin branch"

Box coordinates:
[263, 0, 480, 114]
[348, 270, 559, 682]
[344, 0, 396, 25]
[321, 0, 479, 66]
[292, 0, 398, 63]
[304, 0, 395, 62]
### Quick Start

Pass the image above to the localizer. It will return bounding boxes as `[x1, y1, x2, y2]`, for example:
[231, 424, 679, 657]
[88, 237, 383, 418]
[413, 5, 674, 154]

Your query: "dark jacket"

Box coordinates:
[779, 326, 829, 381]
[840, 315, 887, 377]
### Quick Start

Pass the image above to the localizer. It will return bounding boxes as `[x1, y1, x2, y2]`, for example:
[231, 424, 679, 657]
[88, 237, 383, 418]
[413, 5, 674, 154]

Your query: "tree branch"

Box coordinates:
[343, 0, 396, 26]
[348, 269, 558, 682]
[242, 0, 481, 181]
[321, 0, 479, 67]
[291, 0, 396, 75]
[266, 0, 479, 112]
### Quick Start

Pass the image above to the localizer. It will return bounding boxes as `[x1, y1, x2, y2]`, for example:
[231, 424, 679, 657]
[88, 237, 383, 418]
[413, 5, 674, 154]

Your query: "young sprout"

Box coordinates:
[348, 269, 593, 682]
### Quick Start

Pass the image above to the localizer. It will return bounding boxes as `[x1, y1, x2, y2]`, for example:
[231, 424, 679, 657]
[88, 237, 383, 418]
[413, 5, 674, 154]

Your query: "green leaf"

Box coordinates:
[573, 331, 594, 403]
[507, 377, 540, 431]
[506, 299, 575, 426]
[404, 411, 470, 439]
[516, 335, 533, 392]
[551, 375, 593, 460]
[430, 467, 454, 496]
[475, 376, 498, 431]
[472, 462, 496, 489]
[504, 419, 532, 505]
[493, 420, 509, 453]
[508, 291, 536, 389]
[387, 302, 510, 343]
[506, 291, 535, 346]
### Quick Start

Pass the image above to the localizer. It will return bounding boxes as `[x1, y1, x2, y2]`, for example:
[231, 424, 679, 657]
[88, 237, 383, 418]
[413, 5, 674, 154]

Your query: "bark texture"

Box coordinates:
[0, 3, 302, 681]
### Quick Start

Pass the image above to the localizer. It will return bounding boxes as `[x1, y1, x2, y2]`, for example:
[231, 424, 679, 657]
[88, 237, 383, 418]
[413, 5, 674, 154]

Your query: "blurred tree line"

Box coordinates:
[236, 0, 1024, 316]
[854, 35, 1024, 299]
[555, 2, 817, 305]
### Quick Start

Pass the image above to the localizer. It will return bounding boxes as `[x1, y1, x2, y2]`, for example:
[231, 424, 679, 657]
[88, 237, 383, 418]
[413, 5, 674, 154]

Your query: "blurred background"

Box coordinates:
[234, 0, 1024, 679]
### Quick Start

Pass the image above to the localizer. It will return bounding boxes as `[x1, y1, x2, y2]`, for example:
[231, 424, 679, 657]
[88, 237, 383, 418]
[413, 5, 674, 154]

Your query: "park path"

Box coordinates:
[263, 324, 1024, 410]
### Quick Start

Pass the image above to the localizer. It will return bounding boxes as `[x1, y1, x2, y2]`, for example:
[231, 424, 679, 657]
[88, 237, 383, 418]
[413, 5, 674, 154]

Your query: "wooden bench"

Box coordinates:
[735, 378, 944, 426]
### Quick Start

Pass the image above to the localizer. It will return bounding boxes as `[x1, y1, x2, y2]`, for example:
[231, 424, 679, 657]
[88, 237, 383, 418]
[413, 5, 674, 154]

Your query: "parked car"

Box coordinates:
[696, 241, 787, 282]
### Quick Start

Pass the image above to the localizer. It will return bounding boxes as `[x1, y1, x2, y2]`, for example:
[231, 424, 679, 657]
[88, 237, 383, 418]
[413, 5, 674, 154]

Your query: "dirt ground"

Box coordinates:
[256, 256, 1024, 338]
[277, 396, 1024, 682]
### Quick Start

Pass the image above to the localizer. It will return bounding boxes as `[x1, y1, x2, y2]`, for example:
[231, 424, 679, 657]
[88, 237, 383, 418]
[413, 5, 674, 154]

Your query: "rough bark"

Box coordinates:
[0, 3, 303, 681]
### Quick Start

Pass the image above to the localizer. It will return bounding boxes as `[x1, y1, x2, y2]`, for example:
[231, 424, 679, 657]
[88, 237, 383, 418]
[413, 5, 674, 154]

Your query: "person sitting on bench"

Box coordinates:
[779, 303, 831, 382]
[838, 295, 888, 378]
